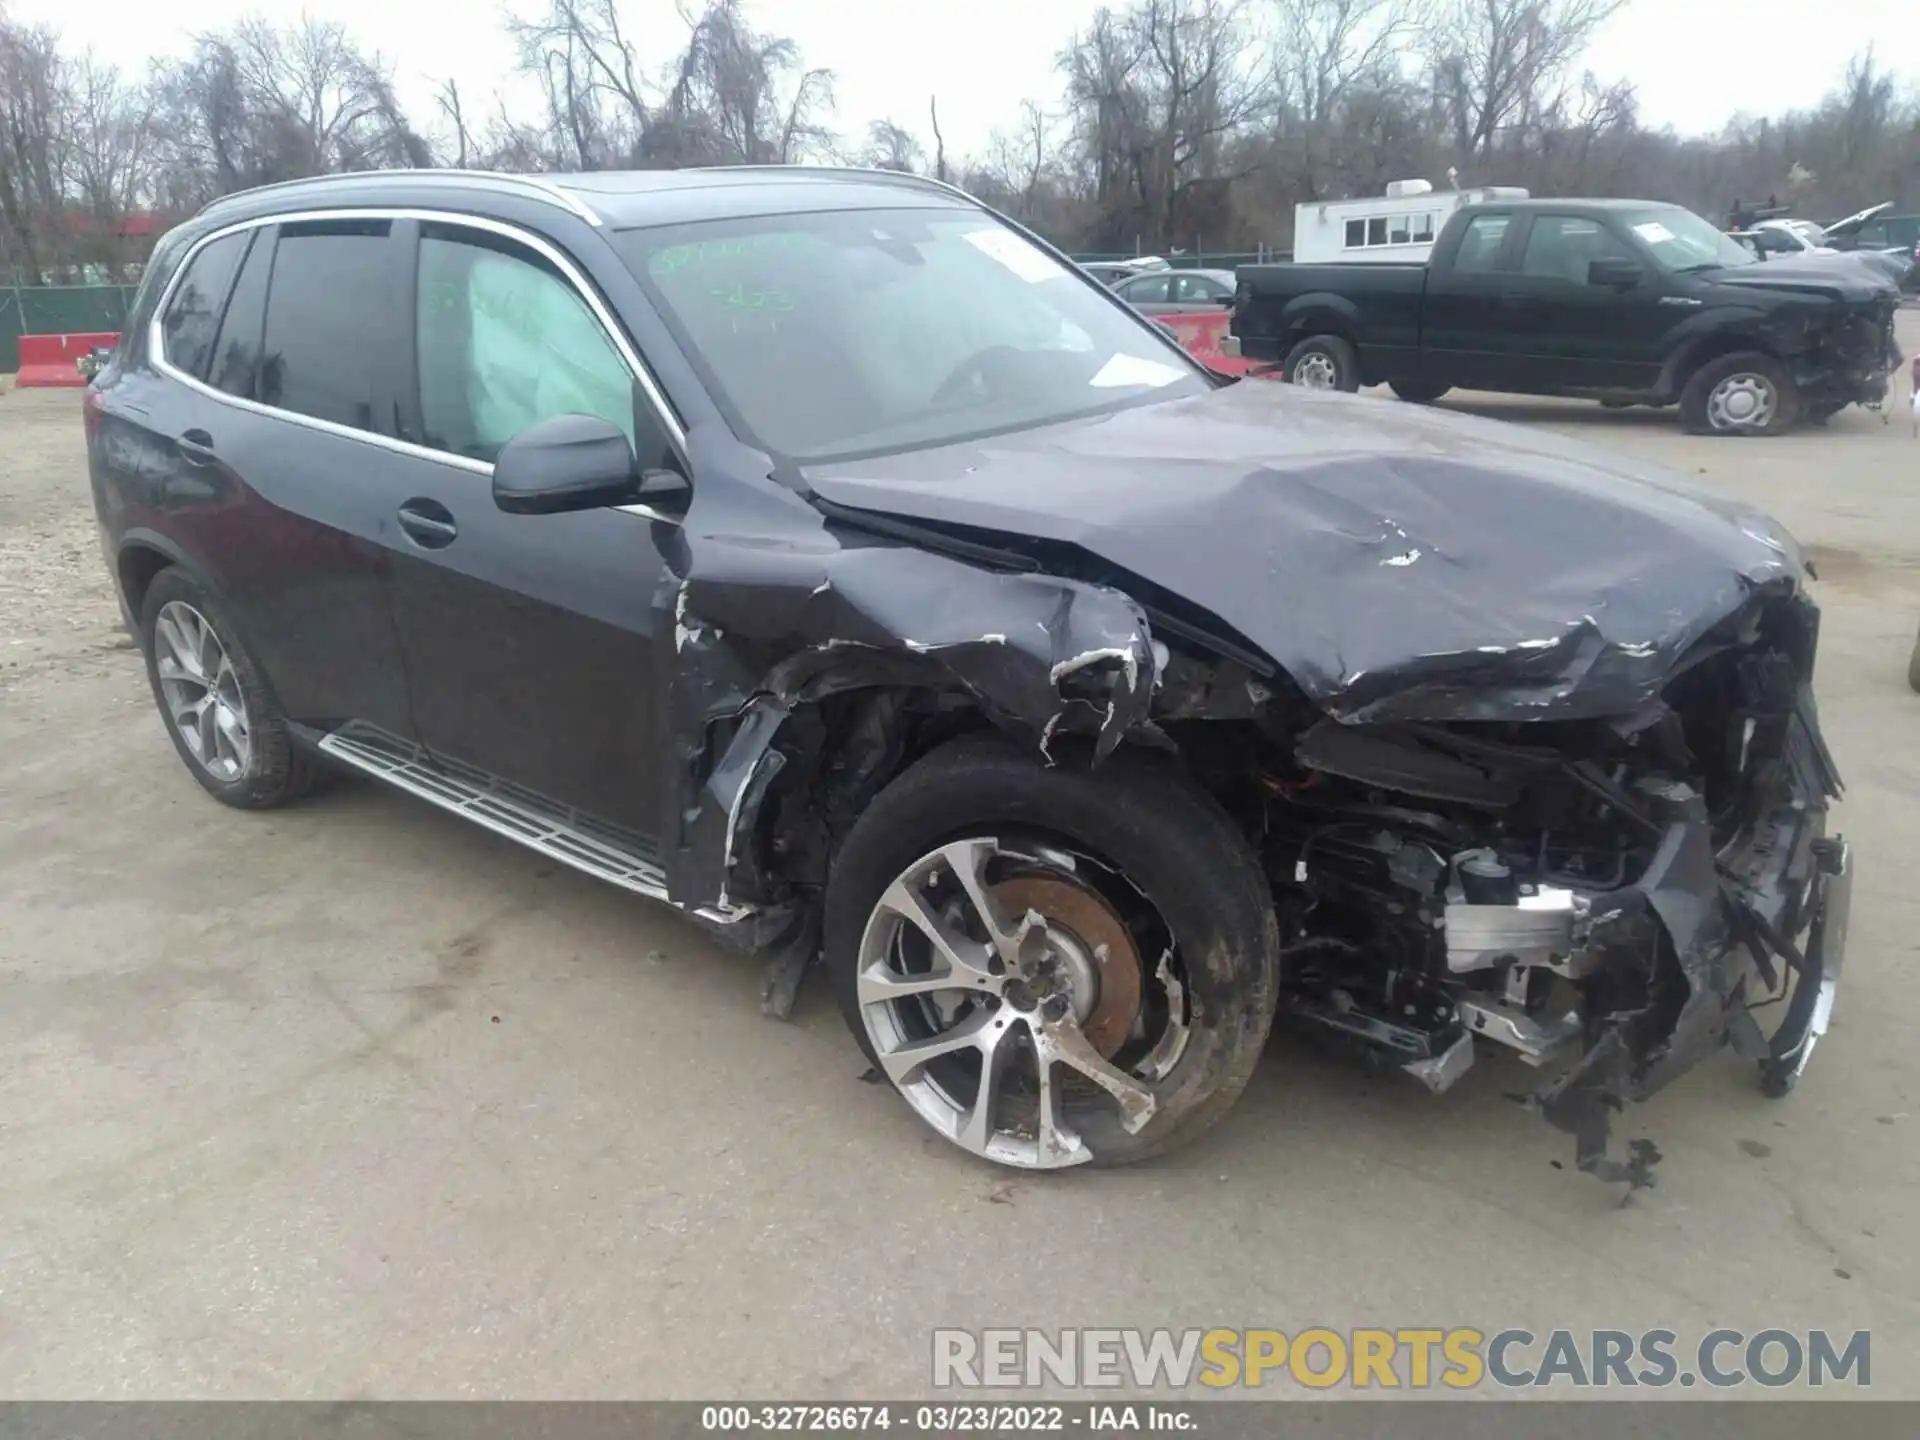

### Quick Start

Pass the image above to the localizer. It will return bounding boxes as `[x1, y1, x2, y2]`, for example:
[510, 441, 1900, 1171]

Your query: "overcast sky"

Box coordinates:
[7, 0, 1909, 159]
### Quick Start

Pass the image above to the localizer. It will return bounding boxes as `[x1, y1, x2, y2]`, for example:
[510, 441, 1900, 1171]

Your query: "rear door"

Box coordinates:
[1418, 212, 1523, 389]
[377, 218, 679, 835]
[105, 217, 417, 736]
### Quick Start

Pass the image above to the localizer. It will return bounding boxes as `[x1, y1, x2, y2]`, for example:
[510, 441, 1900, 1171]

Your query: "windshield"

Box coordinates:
[614, 208, 1207, 462]
[1624, 207, 1757, 271]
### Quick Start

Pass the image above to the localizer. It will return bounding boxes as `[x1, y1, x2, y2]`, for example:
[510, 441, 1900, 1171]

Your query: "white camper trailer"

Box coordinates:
[1292, 180, 1531, 264]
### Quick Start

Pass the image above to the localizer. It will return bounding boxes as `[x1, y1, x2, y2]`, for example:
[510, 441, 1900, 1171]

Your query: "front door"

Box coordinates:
[1497, 213, 1669, 392]
[379, 218, 676, 835]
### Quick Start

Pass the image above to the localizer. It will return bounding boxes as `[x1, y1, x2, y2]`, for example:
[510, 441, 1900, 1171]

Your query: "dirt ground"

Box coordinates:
[5, 328, 1920, 1400]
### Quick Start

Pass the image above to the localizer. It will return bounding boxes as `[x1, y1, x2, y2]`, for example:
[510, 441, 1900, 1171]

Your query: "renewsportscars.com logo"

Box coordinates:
[932, 1328, 1872, 1391]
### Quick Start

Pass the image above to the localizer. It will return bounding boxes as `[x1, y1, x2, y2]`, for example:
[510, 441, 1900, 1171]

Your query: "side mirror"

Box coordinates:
[1588, 257, 1645, 289]
[493, 413, 659, 517]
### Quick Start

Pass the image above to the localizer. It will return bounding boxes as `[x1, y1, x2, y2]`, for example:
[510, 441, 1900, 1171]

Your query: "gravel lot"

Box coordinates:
[5, 330, 1920, 1399]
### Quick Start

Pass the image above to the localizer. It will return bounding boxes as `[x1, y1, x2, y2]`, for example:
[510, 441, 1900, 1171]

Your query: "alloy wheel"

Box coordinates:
[153, 600, 253, 782]
[855, 836, 1189, 1168]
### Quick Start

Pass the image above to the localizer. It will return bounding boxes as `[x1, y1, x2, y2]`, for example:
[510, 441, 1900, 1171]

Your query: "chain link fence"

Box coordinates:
[1, 286, 140, 372]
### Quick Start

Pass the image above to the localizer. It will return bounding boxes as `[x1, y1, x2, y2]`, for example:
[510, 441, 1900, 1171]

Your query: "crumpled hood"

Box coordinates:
[1710, 252, 1904, 302]
[803, 382, 1805, 723]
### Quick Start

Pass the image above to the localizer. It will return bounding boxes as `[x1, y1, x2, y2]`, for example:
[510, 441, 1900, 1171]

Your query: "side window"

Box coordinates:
[1367, 217, 1388, 246]
[1344, 219, 1365, 248]
[259, 221, 392, 431]
[1173, 274, 1222, 302]
[208, 228, 273, 399]
[160, 231, 249, 380]
[1452, 216, 1512, 273]
[1122, 274, 1172, 304]
[415, 229, 636, 465]
[1521, 216, 1630, 284]
[1854, 222, 1886, 247]
[1412, 214, 1436, 243]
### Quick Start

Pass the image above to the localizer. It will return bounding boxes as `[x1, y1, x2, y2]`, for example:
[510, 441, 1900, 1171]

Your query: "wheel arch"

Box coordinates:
[114, 529, 203, 619]
[1278, 292, 1362, 347]
[1659, 316, 1777, 397]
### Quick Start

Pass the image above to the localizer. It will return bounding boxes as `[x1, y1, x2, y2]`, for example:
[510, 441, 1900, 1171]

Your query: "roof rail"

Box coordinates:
[197, 169, 602, 226]
[687, 163, 982, 208]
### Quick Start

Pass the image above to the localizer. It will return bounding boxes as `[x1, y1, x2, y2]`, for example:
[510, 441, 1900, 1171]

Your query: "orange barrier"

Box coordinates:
[15, 331, 120, 388]
[1157, 310, 1267, 377]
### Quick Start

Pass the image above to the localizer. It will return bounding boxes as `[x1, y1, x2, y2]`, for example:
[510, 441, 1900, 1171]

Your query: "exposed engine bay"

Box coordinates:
[1162, 586, 1847, 1187]
[661, 368, 1854, 1188]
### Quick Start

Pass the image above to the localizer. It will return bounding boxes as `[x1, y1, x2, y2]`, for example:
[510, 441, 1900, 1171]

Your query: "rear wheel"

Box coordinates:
[138, 567, 324, 809]
[1283, 335, 1361, 393]
[1389, 379, 1451, 404]
[1680, 352, 1801, 436]
[826, 735, 1279, 1168]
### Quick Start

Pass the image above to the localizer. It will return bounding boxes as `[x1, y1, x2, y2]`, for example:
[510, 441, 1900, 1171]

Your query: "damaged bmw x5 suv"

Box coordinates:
[87, 167, 1851, 1186]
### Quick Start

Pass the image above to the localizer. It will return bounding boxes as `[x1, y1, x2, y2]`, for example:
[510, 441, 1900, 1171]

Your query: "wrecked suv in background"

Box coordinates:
[87, 167, 1851, 1188]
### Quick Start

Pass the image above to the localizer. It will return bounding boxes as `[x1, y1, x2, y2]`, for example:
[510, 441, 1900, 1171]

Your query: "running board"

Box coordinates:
[318, 722, 673, 902]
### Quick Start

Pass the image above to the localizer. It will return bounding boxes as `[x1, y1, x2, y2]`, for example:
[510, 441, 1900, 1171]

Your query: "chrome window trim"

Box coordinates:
[148, 206, 688, 516]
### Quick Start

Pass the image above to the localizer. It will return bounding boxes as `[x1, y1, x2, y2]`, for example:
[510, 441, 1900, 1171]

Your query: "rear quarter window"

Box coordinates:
[159, 231, 251, 380]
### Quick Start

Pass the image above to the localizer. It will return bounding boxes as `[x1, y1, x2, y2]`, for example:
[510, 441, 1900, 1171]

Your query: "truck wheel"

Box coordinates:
[1389, 380, 1450, 404]
[826, 734, 1280, 1169]
[1680, 352, 1801, 436]
[1284, 336, 1360, 393]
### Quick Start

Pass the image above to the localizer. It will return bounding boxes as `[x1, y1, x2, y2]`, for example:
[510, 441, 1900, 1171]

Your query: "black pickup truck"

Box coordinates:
[1231, 198, 1903, 435]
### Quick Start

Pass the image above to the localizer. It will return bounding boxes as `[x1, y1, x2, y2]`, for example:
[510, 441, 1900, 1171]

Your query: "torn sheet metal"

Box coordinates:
[656, 424, 1156, 917]
[800, 379, 1808, 723]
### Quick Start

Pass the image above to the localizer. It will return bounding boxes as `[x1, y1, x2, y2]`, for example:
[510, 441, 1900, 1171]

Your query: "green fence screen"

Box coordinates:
[0, 286, 140, 372]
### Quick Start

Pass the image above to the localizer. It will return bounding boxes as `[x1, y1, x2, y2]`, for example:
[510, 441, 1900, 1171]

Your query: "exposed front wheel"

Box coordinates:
[1283, 335, 1361, 393]
[1680, 352, 1801, 436]
[826, 736, 1279, 1168]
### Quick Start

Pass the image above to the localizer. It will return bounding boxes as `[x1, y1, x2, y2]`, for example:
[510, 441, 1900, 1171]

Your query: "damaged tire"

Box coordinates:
[1283, 335, 1361, 393]
[826, 734, 1279, 1169]
[1680, 352, 1801, 436]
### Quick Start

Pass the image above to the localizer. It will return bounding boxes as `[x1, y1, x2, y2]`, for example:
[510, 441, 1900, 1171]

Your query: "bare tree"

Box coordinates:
[1060, 0, 1264, 248]
[0, 16, 71, 282]
[654, 0, 834, 166]
[506, 0, 650, 168]
[1425, 0, 1625, 161]
[982, 101, 1055, 220]
[862, 118, 923, 172]
[436, 78, 475, 168]
[1271, 0, 1422, 128]
[929, 95, 948, 181]
[147, 17, 432, 206]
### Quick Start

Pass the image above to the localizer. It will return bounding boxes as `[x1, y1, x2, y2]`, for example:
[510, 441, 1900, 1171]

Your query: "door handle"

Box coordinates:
[397, 499, 459, 549]
[177, 429, 217, 467]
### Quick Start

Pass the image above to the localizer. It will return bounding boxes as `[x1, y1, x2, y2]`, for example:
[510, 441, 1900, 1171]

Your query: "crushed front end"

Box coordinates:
[1785, 293, 1903, 414]
[1174, 585, 1849, 1188]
